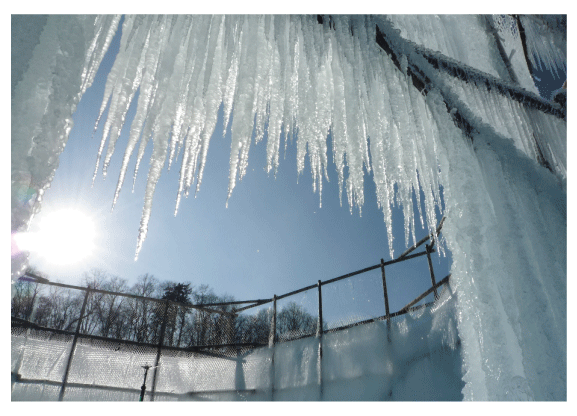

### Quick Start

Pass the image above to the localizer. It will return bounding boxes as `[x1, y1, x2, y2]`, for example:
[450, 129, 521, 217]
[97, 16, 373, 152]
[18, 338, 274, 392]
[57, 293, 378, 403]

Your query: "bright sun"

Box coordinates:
[31, 208, 97, 265]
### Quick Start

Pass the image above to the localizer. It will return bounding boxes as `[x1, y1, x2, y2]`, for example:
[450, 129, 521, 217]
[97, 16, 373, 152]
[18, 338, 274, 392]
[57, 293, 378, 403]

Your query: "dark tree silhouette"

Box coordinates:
[11, 272, 41, 320]
[161, 282, 193, 347]
[128, 274, 160, 342]
[162, 282, 193, 303]
[12, 271, 320, 349]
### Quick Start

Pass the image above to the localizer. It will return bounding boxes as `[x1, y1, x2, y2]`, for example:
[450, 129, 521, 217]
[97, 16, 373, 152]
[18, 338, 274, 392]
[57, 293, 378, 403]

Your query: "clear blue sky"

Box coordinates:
[26, 18, 467, 320]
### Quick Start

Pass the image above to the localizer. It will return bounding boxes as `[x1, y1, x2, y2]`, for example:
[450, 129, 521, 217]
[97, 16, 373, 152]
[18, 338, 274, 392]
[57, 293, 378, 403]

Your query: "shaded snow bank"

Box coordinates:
[12, 289, 463, 401]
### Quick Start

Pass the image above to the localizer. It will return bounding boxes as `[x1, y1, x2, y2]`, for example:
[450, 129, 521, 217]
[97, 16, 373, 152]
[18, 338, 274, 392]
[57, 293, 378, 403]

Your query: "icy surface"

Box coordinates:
[12, 290, 463, 401]
[11, 15, 566, 400]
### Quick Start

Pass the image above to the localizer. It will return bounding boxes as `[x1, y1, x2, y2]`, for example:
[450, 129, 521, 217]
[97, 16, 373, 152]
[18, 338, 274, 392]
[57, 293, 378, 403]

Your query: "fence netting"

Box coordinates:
[322, 269, 387, 331]
[12, 223, 450, 401]
[385, 256, 436, 313]
[276, 287, 318, 342]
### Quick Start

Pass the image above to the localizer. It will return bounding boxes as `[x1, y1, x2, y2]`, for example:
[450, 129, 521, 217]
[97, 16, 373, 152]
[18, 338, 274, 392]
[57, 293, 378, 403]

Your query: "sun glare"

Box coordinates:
[24, 208, 97, 266]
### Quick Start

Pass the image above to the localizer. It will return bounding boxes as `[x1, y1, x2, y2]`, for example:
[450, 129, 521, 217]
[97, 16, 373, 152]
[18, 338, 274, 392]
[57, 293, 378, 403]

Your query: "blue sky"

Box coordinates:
[39, 17, 576, 320]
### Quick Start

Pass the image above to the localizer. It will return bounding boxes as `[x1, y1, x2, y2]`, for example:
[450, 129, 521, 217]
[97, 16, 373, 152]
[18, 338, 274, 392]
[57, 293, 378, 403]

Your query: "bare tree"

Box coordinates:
[11, 278, 41, 320]
[128, 274, 160, 343]
[234, 308, 272, 345]
[96, 275, 128, 338]
[32, 285, 82, 331]
[276, 302, 317, 341]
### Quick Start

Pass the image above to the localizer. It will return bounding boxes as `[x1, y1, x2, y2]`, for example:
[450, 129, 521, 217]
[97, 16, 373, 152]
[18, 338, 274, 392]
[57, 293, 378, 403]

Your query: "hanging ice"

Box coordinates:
[76, 15, 453, 259]
[11, 14, 566, 400]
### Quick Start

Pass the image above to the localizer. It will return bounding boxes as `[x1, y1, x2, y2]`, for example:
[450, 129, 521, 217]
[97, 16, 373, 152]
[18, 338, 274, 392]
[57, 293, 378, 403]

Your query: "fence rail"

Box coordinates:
[12, 218, 450, 401]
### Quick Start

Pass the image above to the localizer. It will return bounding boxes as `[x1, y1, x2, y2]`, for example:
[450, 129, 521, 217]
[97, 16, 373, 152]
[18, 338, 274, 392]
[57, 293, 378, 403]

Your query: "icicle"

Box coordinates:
[226, 16, 261, 205]
[91, 16, 138, 185]
[101, 18, 149, 180]
[195, 15, 227, 196]
[222, 17, 243, 138]
[264, 16, 286, 176]
[80, 15, 122, 96]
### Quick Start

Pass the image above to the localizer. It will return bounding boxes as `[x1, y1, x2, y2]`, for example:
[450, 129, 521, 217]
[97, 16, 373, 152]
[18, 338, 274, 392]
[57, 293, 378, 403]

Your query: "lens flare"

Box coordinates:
[16, 209, 97, 266]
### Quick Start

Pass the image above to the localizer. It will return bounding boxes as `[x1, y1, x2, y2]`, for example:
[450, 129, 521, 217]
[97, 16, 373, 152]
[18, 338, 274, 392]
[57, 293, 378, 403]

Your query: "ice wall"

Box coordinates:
[11, 289, 464, 401]
[424, 85, 566, 400]
[372, 18, 566, 399]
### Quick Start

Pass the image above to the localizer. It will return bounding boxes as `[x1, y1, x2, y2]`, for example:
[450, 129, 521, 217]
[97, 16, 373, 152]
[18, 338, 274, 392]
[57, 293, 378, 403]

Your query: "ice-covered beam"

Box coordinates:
[514, 15, 538, 88]
[374, 22, 565, 121]
[374, 24, 478, 142]
[373, 18, 558, 174]
[484, 15, 519, 86]
[317, 15, 564, 120]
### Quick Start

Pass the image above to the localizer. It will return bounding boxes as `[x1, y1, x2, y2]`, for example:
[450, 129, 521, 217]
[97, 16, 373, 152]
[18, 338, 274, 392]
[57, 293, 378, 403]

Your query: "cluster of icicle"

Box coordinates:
[94, 15, 447, 260]
[382, 14, 566, 179]
[517, 15, 566, 80]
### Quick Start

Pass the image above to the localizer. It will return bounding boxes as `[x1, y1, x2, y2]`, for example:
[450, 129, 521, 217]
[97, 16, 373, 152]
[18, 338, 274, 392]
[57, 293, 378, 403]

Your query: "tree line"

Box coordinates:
[11, 269, 318, 348]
